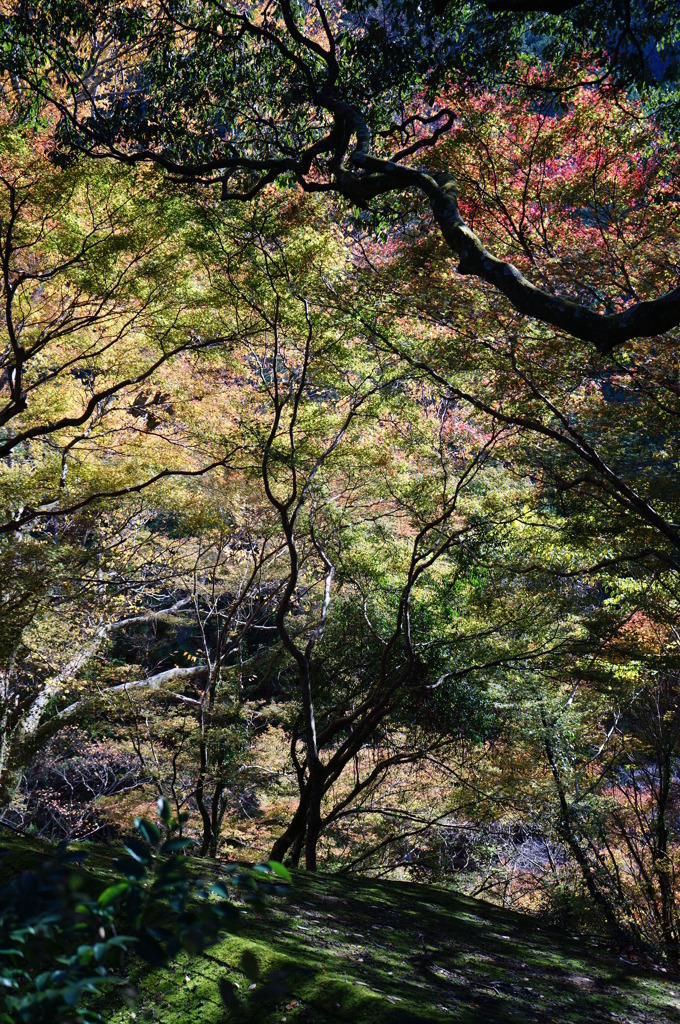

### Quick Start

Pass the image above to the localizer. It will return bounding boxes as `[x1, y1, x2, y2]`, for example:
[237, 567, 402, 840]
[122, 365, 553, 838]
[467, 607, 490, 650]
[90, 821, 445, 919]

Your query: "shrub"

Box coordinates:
[0, 797, 290, 1023]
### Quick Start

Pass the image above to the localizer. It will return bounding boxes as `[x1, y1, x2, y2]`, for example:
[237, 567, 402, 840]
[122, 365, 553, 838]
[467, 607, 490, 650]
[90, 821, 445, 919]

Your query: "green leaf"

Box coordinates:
[123, 837, 151, 864]
[157, 797, 172, 823]
[114, 856, 147, 879]
[159, 837, 194, 855]
[98, 882, 130, 907]
[211, 881, 231, 899]
[266, 861, 292, 883]
[135, 817, 161, 847]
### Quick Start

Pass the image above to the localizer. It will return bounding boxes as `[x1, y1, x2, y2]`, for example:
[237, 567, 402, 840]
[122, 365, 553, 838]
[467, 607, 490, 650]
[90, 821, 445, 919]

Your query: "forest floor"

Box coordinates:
[108, 867, 680, 1024]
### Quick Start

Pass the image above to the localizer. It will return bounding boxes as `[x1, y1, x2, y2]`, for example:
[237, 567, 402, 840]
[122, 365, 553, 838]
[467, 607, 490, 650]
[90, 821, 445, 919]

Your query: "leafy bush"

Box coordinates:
[0, 797, 290, 1023]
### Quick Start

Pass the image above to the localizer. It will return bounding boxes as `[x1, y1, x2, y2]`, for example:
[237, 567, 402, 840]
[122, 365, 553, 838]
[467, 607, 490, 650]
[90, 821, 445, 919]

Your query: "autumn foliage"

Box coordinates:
[1, 16, 680, 977]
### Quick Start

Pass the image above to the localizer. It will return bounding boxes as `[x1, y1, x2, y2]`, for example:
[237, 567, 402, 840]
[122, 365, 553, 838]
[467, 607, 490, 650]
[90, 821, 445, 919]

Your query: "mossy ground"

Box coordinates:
[110, 869, 680, 1024]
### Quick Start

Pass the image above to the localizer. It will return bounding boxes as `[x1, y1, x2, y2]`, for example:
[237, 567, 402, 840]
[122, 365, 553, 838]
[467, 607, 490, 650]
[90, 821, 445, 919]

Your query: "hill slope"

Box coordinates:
[111, 869, 679, 1024]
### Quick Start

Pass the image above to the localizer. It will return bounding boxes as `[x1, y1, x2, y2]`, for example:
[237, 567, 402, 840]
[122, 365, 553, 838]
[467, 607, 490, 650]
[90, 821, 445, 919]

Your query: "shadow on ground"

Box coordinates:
[119, 869, 680, 1024]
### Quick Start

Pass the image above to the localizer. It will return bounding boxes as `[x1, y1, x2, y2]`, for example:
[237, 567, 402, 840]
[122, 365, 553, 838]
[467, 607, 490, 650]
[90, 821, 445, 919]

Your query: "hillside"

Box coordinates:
[110, 869, 680, 1024]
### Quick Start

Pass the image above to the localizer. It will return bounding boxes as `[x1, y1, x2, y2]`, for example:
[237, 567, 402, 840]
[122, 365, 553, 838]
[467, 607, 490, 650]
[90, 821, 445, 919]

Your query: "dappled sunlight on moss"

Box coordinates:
[108, 869, 680, 1024]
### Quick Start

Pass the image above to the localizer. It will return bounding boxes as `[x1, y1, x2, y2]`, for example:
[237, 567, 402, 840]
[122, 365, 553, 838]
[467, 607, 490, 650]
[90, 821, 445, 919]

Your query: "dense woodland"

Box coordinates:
[1, 0, 680, 1019]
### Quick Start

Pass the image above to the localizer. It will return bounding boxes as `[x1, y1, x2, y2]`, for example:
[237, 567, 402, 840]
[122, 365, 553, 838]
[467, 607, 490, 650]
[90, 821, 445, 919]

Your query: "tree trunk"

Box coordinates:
[270, 791, 308, 863]
[543, 726, 628, 941]
[288, 829, 305, 869]
[304, 764, 324, 871]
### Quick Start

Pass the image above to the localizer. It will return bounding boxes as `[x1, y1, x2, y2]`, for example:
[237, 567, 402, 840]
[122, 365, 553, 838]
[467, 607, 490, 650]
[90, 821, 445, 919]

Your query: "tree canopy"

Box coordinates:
[2, 1, 680, 348]
[1, 0, 680, 995]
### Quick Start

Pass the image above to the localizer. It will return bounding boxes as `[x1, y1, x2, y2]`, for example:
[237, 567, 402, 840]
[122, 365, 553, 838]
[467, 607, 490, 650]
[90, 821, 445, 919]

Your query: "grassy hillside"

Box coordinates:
[110, 869, 680, 1024]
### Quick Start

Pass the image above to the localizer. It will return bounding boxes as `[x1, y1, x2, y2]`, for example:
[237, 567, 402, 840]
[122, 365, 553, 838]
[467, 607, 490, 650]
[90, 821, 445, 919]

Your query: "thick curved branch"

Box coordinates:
[482, 0, 585, 10]
[14, 5, 677, 352]
[339, 154, 680, 353]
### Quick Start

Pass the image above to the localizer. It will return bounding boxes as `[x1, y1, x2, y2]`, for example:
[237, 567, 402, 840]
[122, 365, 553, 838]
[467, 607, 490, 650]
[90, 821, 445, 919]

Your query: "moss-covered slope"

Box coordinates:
[112, 869, 679, 1024]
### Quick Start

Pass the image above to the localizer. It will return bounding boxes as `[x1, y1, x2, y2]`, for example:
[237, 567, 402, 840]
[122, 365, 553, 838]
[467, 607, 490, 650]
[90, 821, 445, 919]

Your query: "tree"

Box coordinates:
[2, 1, 679, 351]
[361, 71, 680, 566]
[1, 7, 679, 950]
[0, 114, 233, 538]
[72, 194, 535, 870]
[297, 67, 680, 943]
[0, 130, 281, 811]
